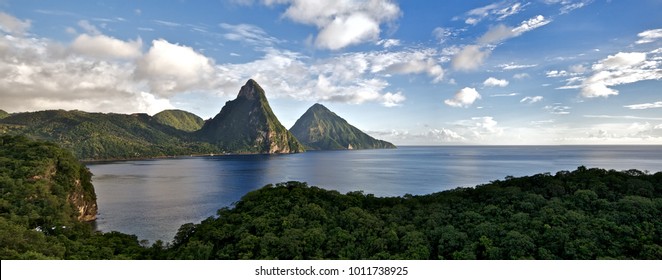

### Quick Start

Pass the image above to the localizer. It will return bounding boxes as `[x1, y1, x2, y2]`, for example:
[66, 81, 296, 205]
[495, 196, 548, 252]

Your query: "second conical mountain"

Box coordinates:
[290, 103, 396, 150]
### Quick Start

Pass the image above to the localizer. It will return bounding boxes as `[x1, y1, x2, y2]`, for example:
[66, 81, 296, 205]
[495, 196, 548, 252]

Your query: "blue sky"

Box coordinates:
[0, 0, 661, 145]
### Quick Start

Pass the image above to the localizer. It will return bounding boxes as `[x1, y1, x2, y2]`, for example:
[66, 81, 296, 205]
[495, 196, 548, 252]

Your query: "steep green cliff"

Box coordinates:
[198, 79, 305, 154]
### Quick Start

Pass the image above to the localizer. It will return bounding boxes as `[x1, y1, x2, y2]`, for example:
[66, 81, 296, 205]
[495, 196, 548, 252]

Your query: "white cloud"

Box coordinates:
[220, 23, 284, 46]
[70, 34, 143, 59]
[377, 39, 400, 48]
[77, 20, 101, 35]
[0, 11, 31, 35]
[461, 2, 527, 25]
[445, 87, 481, 108]
[453, 116, 503, 140]
[135, 39, 216, 96]
[0, 34, 172, 115]
[315, 13, 380, 50]
[269, 0, 401, 50]
[545, 104, 571, 114]
[432, 27, 453, 44]
[513, 15, 551, 34]
[483, 77, 509, 87]
[513, 73, 530, 79]
[624, 101, 662, 110]
[427, 128, 465, 142]
[499, 63, 537, 70]
[491, 93, 519, 97]
[478, 15, 550, 45]
[477, 24, 514, 45]
[636, 29, 662, 44]
[580, 51, 661, 98]
[452, 45, 490, 71]
[520, 96, 543, 104]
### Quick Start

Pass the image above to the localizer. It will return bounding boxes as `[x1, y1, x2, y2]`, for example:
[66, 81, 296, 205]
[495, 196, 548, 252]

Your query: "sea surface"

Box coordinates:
[87, 146, 662, 243]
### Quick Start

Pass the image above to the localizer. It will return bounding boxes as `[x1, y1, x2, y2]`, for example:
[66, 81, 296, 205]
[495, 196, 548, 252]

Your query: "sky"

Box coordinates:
[0, 0, 661, 145]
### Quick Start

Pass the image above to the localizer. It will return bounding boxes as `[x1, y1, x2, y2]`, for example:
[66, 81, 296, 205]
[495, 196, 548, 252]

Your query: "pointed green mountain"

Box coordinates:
[153, 109, 204, 132]
[290, 103, 396, 150]
[197, 79, 305, 154]
[0, 110, 8, 119]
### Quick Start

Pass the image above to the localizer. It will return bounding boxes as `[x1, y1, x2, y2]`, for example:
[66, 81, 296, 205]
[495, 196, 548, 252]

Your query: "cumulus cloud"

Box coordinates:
[135, 39, 216, 96]
[579, 51, 661, 98]
[624, 101, 662, 110]
[452, 45, 491, 71]
[445, 87, 481, 108]
[636, 29, 662, 44]
[267, 0, 401, 50]
[0, 35, 173, 115]
[0, 11, 31, 35]
[520, 96, 544, 104]
[483, 77, 509, 87]
[70, 34, 143, 59]
[427, 128, 465, 142]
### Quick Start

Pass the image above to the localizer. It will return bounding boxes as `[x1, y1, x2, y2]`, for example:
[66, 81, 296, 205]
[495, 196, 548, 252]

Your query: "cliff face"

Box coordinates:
[290, 103, 396, 150]
[198, 79, 305, 154]
[67, 178, 98, 222]
[0, 135, 98, 226]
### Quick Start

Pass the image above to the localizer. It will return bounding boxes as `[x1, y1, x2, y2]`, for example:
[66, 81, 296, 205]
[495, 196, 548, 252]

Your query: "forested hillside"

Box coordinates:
[169, 168, 662, 259]
[0, 136, 149, 259]
[0, 110, 218, 160]
[153, 110, 205, 132]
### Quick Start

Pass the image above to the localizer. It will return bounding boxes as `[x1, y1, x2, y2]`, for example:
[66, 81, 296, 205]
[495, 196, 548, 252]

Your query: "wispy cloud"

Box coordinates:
[520, 96, 544, 104]
[624, 101, 662, 110]
[220, 23, 284, 46]
[583, 115, 662, 121]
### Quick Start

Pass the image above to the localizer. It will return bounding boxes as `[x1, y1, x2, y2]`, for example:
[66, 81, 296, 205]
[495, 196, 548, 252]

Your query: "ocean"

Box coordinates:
[87, 145, 662, 243]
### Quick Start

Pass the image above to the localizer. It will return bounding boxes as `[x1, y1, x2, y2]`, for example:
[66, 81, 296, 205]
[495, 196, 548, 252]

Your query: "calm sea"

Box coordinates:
[87, 146, 662, 243]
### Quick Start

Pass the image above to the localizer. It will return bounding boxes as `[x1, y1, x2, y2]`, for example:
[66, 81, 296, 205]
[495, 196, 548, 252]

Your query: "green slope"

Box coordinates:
[290, 103, 396, 150]
[198, 79, 305, 154]
[0, 110, 217, 160]
[0, 110, 8, 119]
[153, 109, 205, 132]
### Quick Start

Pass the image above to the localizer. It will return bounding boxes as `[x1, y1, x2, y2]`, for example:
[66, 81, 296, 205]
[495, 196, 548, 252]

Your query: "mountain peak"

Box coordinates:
[237, 79, 265, 100]
[198, 80, 305, 154]
[290, 103, 396, 150]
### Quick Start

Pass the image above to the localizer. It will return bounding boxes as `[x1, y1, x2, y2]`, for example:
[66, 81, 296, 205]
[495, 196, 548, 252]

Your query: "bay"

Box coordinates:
[87, 146, 662, 243]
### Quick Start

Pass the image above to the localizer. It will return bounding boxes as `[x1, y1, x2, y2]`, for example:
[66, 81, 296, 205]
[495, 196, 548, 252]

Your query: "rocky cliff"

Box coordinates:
[198, 79, 305, 154]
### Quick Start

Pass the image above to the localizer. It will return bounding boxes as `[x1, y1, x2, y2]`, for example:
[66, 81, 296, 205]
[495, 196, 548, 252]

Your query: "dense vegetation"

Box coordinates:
[290, 103, 396, 150]
[0, 135, 149, 259]
[0, 110, 8, 119]
[169, 169, 661, 260]
[0, 110, 219, 160]
[153, 109, 205, 132]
